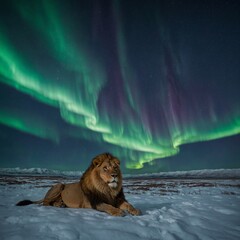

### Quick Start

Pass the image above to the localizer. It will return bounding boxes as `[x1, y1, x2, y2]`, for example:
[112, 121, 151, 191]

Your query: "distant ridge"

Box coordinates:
[0, 167, 82, 177]
[0, 167, 240, 179]
[125, 169, 240, 179]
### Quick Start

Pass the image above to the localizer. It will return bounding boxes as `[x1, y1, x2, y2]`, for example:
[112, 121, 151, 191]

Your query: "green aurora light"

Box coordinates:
[0, 0, 239, 170]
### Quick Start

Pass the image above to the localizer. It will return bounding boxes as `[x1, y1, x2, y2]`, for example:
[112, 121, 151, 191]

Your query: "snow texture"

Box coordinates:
[0, 172, 240, 240]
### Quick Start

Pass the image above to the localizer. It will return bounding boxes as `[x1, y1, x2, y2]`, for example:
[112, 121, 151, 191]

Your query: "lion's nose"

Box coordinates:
[111, 174, 117, 178]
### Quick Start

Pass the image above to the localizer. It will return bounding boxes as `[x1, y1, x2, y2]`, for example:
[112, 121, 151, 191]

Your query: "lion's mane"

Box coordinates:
[79, 153, 125, 209]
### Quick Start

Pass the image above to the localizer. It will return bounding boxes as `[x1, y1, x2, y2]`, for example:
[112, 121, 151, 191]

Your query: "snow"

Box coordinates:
[0, 173, 240, 240]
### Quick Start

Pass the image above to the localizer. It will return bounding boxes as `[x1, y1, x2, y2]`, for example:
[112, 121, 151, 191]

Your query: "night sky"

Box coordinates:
[0, 0, 239, 173]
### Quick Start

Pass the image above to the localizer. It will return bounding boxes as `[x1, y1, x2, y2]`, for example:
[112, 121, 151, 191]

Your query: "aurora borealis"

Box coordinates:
[0, 0, 240, 173]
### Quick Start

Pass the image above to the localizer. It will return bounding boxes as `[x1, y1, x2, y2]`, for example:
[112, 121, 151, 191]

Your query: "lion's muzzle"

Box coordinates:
[108, 177, 118, 188]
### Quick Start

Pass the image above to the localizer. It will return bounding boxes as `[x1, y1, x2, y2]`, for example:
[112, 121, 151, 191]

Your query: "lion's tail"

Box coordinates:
[16, 199, 43, 206]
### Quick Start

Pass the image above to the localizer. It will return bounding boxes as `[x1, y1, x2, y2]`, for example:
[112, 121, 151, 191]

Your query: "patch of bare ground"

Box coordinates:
[0, 175, 72, 186]
[124, 178, 240, 195]
[1, 176, 239, 195]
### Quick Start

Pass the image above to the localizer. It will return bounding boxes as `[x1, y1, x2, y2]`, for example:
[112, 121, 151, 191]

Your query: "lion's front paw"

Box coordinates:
[109, 208, 125, 217]
[129, 208, 141, 216]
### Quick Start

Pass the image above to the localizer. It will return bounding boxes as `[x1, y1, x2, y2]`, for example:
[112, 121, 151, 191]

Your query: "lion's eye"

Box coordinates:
[103, 167, 107, 171]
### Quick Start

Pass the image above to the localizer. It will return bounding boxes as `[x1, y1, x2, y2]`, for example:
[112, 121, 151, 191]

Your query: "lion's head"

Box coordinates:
[82, 153, 122, 194]
[93, 153, 121, 189]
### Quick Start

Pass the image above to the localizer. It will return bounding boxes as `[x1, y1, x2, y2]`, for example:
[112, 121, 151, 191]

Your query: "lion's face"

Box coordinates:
[99, 159, 120, 188]
[92, 153, 122, 189]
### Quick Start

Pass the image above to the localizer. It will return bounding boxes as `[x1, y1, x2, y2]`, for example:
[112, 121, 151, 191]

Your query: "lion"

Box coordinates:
[16, 153, 141, 216]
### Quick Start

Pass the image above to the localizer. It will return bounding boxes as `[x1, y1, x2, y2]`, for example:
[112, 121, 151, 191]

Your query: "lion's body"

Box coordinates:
[61, 182, 85, 208]
[16, 153, 140, 216]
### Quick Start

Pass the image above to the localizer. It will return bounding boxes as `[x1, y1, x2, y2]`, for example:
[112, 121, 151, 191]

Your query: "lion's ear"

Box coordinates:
[113, 158, 120, 166]
[92, 156, 104, 167]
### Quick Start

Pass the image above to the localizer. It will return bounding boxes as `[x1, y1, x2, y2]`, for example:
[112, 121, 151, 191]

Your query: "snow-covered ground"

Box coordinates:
[0, 173, 240, 240]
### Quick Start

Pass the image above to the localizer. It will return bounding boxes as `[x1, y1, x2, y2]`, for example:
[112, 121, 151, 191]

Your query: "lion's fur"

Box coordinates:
[16, 153, 140, 216]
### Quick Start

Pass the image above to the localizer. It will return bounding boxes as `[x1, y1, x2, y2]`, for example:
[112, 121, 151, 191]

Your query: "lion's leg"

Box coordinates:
[96, 203, 125, 216]
[43, 183, 65, 206]
[52, 198, 66, 208]
[119, 201, 141, 216]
